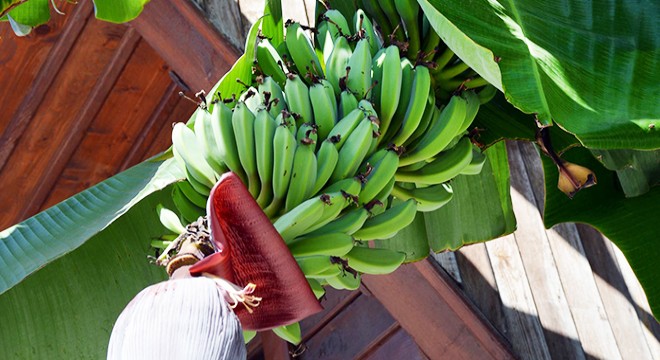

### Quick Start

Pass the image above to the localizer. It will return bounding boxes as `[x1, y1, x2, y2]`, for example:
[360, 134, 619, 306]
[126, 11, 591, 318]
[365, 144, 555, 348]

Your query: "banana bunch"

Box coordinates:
[320, 0, 498, 102]
[162, 7, 490, 308]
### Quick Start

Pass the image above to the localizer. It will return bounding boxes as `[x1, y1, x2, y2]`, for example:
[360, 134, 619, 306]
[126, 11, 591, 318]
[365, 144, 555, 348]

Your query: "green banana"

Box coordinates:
[284, 73, 313, 128]
[321, 177, 363, 198]
[382, 57, 413, 144]
[375, 45, 402, 139]
[285, 20, 323, 78]
[210, 100, 246, 184]
[295, 255, 336, 276]
[354, 9, 380, 56]
[346, 38, 373, 99]
[394, 0, 420, 57]
[256, 38, 289, 86]
[339, 89, 359, 119]
[157, 204, 186, 234]
[359, 148, 400, 205]
[395, 137, 474, 184]
[359, 0, 394, 39]
[391, 182, 453, 212]
[344, 246, 405, 275]
[264, 123, 297, 217]
[403, 87, 436, 147]
[239, 87, 264, 114]
[378, 0, 404, 41]
[285, 139, 317, 212]
[192, 108, 227, 176]
[398, 94, 467, 166]
[327, 108, 365, 149]
[305, 191, 355, 233]
[309, 79, 338, 141]
[455, 90, 481, 135]
[274, 195, 327, 242]
[307, 206, 370, 236]
[176, 179, 208, 209]
[390, 65, 431, 145]
[326, 271, 361, 290]
[325, 36, 352, 96]
[172, 123, 216, 189]
[330, 117, 377, 182]
[296, 122, 318, 145]
[322, 9, 351, 41]
[232, 102, 260, 198]
[272, 323, 302, 345]
[288, 232, 354, 257]
[307, 278, 326, 299]
[353, 198, 417, 240]
[312, 139, 340, 195]
[257, 76, 287, 118]
[171, 184, 205, 224]
[460, 148, 487, 175]
[254, 109, 278, 207]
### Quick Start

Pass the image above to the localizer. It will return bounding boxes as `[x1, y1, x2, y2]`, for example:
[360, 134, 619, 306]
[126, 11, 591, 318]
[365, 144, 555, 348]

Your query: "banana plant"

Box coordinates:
[0, 0, 658, 357]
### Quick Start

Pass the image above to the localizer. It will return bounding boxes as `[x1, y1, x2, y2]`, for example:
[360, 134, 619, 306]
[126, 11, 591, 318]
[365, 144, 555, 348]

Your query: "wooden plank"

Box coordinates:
[130, 0, 241, 92]
[361, 327, 428, 360]
[454, 243, 508, 336]
[299, 294, 396, 360]
[0, 1, 79, 135]
[41, 39, 173, 209]
[362, 260, 516, 359]
[576, 224, 655, 360]
[611, 240, 660, 358]
[261, 330, 291, 360]
[0, 17, 127, 229]
[432, 251, 462, 283]
[300, 286, 360, 341]
[485, 234, 552, 360]
[0, 1, 93, 170]
[507, 142, 586, 360]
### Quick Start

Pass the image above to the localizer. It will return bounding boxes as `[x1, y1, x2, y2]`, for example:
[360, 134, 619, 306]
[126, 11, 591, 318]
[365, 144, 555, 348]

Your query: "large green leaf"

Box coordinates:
[424, 141, 516, 251]
[542, 146, 660, 318]
[419, 0, 660, 149]
[262, 0, 283, 45]
[0, 189, 171, 359]
[0, 157, 182, 295]
[7, 0, 48, 27]
[93, 0, 150, 23]
[0, 0, 23, 17]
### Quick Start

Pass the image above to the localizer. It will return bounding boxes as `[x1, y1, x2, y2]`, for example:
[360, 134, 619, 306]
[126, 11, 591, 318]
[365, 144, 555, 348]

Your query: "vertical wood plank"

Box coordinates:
[507, 142, 586, 360]
[485, 234, 552, 360]
[432, 251, 462, 283]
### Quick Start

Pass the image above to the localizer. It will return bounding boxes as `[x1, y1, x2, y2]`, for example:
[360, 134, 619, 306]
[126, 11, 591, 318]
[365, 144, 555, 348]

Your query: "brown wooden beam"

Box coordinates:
[130, 0, 241, 93]
[362, 259, 516, 359]
[261, 331, 291, 360]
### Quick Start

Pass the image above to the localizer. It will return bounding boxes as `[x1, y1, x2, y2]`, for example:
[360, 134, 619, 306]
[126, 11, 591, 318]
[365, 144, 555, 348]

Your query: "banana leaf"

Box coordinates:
[0, 0, 24, 17]
[0, 189, 172, 359]
[262, 0, 283, 45]
[5, 0, 48, 27]
[0, 158, 182, 296]
[541, 146, 660, 318]
[93, 0, 150, 23]
[419, 0, 660, 150]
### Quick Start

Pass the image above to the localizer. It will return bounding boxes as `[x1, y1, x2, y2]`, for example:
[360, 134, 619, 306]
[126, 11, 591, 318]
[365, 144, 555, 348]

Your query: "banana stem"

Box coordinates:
[463, 76, 490, 89]
[438, 61, 470, 80]
[433, 47, 455, 72]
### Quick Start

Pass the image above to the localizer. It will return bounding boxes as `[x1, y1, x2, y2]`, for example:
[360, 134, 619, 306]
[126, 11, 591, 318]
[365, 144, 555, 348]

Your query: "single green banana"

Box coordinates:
[176, 179, 208, 209]
[359, 148, 400, 205]
[307, 206, 370, 236]
[390, 65, 431, 146]
[309, 79, 338, 141]
[344, 246, 405, 275]
[376, 45, 402, 139]
[285, 139, 317, 212]
[272, 323, 302, 345]
[370, 48, 386, 109]
[403, 87, 436, 147]
[239, 87, 264, 114]
[395, 137, 474, 184]
[346, 38, 373, 99]
[295, 255, 335, 276]
[382, 57, 414, 144]
[399, 94, 467, 166]
[460, 148, 487, 175]
[274, 195, 326, 242]
[284, 73, 313, 128]
[327, 108, 365, 149]
[285, 20, 323, 78]
[180, 160, 212, 196]
[296, 122, 318, 145]
[257, 76, 287, 118]
[391, 182, 453, 212]
[312, 139, 340, 195]
[326, 271, 361, 291]
[307, 278, 326, 299]
[394, 0, 420, 57]
[321, 177, 363, 198]
[322, 9, 351, 40]
[339, 89, 359, 119]
[172, 123, 216, 188]
[288, 232, 354, 257]
[377, 0, 403, 40]
[477, 85, 498, 104]
[359, 0, 394, 39]
[325, 36, 353, 96]
[354, 9, 380, 56]
[330, 117, 376, 182]
[193, 108, 227, 176]
[254, 109, 278, 208]
[157, 204, 186, 234]
[305, 191, 355, 233]
[256, 38, 289, 86]
[210, 100, 246, 183]
[264, 123, 297, 217]
[171, 184, 205, 224]
[455, 90, 481, 135]
[232, 102, 260, 198]
[353, 198, 417, 240]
